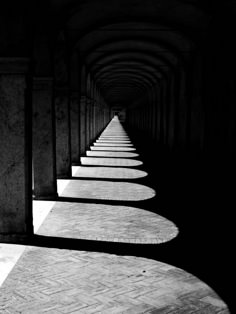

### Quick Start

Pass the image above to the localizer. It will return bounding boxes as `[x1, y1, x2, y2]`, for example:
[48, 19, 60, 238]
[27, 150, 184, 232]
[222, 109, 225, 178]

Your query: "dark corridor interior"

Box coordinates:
[0, 0, 236, 313]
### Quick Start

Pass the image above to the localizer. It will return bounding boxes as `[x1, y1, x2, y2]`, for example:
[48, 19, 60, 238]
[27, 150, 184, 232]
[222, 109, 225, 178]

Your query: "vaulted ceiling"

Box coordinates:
[33, 0, 233, 107]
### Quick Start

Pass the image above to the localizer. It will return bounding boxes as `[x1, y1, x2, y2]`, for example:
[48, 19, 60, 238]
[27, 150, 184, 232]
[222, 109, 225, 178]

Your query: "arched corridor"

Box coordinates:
[0, 118, 230, 313]
[0, 1, 235, 312]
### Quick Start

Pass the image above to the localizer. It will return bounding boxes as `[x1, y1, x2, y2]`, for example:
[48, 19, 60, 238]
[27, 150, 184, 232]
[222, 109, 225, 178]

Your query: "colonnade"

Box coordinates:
[0, 57, 112, 242]
[127, 47, 236, 161]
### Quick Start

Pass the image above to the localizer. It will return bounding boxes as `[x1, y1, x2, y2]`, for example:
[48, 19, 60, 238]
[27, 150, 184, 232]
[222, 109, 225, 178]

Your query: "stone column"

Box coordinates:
[79, 95, 86, 155]
[156, 86, 161, 143]
[177, 69, 188, 148]
[86, 99, 91, 148]
[0, 58, 33, 241]
[189, 54, 205, 151]
[89, 100, 94, 142]
[161, 80, 168, 145]
[92, 103, 96, 139]
[55, 87, 72, 178]
[70, 91, 80, 164]
[151, 90, 157, 140]
[33, 77, 57, 199]
[168, 74, 176, 149]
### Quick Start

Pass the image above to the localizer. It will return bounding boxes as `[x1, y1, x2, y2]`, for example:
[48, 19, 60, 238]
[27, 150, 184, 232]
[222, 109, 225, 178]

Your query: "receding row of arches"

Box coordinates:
[0, 1, 235, 311]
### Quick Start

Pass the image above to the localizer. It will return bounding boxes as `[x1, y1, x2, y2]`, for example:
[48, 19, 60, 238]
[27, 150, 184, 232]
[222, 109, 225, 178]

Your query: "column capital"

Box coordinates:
[0, 58, 30, 74]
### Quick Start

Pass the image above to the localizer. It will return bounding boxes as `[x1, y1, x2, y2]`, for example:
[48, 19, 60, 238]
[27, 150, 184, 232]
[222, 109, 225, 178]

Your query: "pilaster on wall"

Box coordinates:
[176, 69, 188, 149]
[189, 53, 205, 151]
[33, 77, 58, 199]
[70, 90, 80, 164]
[55, 86, 72, 178]
[0, 58, 33, 242]
[79, 95, 87, 155]
[167, 74, 176, 149]
[86, 97, 92, 149]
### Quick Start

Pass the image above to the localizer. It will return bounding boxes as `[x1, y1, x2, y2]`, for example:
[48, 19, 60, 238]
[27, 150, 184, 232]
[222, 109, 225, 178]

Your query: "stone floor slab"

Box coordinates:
[81, 157, 142, 167]
[86, 151, 139, 158]
[0, 249, 229, 313]
[60, 179, 156, 201]
[36, 202, 178, 244]
[74, 166, 147, 179]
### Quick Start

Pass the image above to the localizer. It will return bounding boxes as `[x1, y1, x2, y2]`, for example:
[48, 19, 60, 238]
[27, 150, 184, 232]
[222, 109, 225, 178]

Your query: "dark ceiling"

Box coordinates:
[32, 0, 232, 107]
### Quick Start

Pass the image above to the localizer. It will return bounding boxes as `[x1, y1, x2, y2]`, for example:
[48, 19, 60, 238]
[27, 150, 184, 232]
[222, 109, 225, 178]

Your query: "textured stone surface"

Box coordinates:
[60, 179, 155, 201]
[91, 146, 136, 151]
[81, 157, 142, 167]
[37, 202, 178, 244]
[86, 101, 91, 148]
[55, 91, 71, 178]
[79, 97, 86, 155]
[33, 78, 57, 198]
[93, 142, 133, 147]
[96, 140, 131, 143]
[0, 117, 230, 313]
[0, 248, 229, 313]
[86, 151, 139, 158]
[74, 166, 147, 179]
[99, 136, 130, 140]
[70, 92, 80, 163]
[0, 72, 32, 234]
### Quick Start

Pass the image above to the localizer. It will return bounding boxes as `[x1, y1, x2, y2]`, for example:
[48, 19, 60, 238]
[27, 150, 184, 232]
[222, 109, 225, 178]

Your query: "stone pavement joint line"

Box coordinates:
[0, 117, 230, 313]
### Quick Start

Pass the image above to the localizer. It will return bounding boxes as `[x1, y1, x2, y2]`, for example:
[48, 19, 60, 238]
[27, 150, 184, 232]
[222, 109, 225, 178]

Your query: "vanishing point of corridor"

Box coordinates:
[0, 117, 229, 313]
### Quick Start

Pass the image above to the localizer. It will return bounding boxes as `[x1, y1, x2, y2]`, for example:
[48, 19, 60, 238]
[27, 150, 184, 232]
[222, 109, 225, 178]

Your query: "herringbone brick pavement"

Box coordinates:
[36, 202, 178, 244]
[80, 157, 142, 167]
[86, 151, 139, 158]
[0, 248, 229, 313]
[60, 179, 155, 201]
[73, 166, 147, 179]
[93, 143, 133, 147]
[90, 146, 136, 151]
[96, 140, 131, 143]
[0, 117, 230, 313]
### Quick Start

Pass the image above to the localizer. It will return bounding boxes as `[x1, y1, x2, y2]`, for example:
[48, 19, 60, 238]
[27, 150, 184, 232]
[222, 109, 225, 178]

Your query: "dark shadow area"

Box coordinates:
[125, 124, 235, 313]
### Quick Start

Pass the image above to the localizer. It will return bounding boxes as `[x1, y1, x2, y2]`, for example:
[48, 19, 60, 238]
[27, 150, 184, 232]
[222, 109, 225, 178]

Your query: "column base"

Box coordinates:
[57, 175, 72, 179]
[0, 233, 32, 244]
[72, 162, 81, 166]
[33, 193, 58, 201]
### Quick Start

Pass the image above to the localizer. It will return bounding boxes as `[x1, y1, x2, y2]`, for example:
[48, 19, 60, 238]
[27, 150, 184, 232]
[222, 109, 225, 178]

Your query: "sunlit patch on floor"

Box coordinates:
[33, 200, 56, 232]
[37, 202, 178, 244]
[0, 249, 230, 313]
[60, 179, 156, 201]
[57, 179, 71, 194]
[94, 142, 134, 147]
[86, 151, 139, 158]
[73, 166, 147, 179]
[91, 146, 136, 151]
[96, 140, 131, 143]
[81, 157, 142, 167]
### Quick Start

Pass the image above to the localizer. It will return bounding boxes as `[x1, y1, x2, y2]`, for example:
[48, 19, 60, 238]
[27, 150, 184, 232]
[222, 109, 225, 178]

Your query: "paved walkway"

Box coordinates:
[0, 117, 230, 313]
